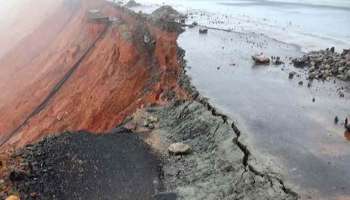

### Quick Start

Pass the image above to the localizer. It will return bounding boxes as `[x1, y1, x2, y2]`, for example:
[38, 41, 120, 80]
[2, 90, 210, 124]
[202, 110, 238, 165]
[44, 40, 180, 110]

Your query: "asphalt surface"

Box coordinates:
[11, 128, 162, 200]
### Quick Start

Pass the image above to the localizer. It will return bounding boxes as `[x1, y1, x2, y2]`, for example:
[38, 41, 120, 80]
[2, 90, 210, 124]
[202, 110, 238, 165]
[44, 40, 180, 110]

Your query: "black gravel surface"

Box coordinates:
[11, 128, 162, 200]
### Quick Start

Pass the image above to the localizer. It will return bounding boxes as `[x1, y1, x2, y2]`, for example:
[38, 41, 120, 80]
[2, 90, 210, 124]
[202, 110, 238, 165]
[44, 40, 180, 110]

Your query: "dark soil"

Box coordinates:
[10, 128, 162, 200]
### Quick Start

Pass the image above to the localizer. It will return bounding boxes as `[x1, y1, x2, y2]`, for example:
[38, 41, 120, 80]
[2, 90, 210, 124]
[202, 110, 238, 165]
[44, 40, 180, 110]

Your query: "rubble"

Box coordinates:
[199, 28, 208, 34]
[292, 48, 350, 81]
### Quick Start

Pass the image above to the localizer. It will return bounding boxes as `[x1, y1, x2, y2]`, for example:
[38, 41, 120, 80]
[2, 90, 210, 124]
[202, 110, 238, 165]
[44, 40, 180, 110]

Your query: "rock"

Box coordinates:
[151, 6, 182, 22]
[288, 72, 296, 79]
[5, 196, 20, 200]
[312, 98, 315, 102]
[168, 143, 192, 155]
[298, 81, 303, 86]
[199, 28, 208, 34]
[125, 0, 141, 7]
[307, 82, 312, 88]
[330, 47, 335, 53]
[272, 56, 283, 65]
[148, 123, 155, 129]
[9, 170, 27, 182]
[334, 116, 339, 124]
[252, 54, 270, 65]
[148, 116, 159, 123]
[292, 56, 308, 68]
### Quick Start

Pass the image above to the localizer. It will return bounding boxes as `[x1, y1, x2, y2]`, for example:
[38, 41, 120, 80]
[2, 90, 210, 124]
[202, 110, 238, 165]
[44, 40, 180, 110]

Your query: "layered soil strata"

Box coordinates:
[0, 0, 188, 149]
[0, 1, 299, 199]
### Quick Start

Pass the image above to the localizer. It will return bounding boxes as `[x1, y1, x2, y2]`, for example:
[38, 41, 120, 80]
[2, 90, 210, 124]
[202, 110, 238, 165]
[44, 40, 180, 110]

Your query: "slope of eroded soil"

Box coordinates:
[0, 0, 188, 149]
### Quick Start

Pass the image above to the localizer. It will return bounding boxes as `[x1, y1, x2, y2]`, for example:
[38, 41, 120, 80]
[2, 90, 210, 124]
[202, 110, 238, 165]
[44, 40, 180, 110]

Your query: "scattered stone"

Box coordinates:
[168, 143, 192, 155]
[292, 48, 350, 81]
[339, 92, 345, 98]
[298, 81, 303, 86]
[334, 116, 339, 124]
[292, 57, 308, 68]
[252, 53, 270, 65]
[307, 82, 312, 88]
[148, 123, 155, 129]
[272, 56, 284, 65]
[149, 116, 159, 123]
[289, 71, 296, 79]
[5, 196, 20, 200]
[199, 28, 208, 34]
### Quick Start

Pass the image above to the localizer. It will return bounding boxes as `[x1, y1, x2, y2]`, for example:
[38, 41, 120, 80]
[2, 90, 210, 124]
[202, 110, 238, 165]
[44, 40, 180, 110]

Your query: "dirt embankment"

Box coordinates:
[0, 1, 299, 199]
[0, 0, 188, 149]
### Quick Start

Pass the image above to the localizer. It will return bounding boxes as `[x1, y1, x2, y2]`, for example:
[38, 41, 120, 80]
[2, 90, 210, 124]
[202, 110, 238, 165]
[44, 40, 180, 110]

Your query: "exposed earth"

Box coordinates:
[0, 0, 349, 200]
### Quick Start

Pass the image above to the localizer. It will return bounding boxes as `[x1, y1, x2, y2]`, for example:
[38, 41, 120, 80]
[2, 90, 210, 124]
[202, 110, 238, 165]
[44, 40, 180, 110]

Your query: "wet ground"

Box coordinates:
[178, 27, 350, 199]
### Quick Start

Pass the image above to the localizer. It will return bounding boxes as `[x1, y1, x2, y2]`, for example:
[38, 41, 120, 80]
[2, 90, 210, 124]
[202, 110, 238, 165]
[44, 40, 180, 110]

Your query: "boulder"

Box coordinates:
[151, 6, 182, 22]
[292, 56, 308, 68]
[6, 196, 20, 200]
[273, 56, 283, 65]
[289, 71, 296, 79]
[252, 54, 270, 65]
[168, 143, 191, 155]
[199, 28, 208, 34]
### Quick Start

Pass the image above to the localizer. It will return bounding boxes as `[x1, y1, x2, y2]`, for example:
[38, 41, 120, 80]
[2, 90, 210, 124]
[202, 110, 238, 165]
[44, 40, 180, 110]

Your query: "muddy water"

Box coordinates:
[178, 27, 350, 199]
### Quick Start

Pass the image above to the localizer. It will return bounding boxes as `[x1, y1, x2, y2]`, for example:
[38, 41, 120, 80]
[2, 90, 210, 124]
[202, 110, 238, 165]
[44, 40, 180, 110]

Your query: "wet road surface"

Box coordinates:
[179, 27, 350, 199]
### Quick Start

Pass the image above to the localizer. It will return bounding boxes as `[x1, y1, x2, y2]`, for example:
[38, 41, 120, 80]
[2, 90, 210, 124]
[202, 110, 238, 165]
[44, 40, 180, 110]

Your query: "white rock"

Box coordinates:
[168, 143, 192, 155]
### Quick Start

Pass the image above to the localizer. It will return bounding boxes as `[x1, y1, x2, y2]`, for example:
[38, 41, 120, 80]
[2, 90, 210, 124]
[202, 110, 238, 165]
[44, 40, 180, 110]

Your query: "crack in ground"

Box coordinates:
[193, 95, 299, 198]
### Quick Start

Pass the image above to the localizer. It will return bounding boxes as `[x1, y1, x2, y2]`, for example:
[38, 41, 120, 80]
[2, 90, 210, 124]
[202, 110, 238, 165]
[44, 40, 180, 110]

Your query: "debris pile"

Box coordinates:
[292, 48, 350, 81]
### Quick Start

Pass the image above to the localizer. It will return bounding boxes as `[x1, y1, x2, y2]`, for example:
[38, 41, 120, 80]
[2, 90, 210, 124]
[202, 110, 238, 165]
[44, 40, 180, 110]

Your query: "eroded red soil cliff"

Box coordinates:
[0, 0, 188, 149]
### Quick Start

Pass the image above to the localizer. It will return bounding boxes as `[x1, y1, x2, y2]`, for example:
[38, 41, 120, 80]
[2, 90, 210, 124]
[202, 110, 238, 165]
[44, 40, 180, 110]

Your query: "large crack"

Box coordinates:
[177, 34, 299, 197]
[194, 94, 299, 198]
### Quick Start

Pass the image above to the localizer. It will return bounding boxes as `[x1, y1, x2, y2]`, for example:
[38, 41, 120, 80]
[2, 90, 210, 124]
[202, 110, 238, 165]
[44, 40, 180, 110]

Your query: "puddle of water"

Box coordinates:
[178, 27, 350, 199]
